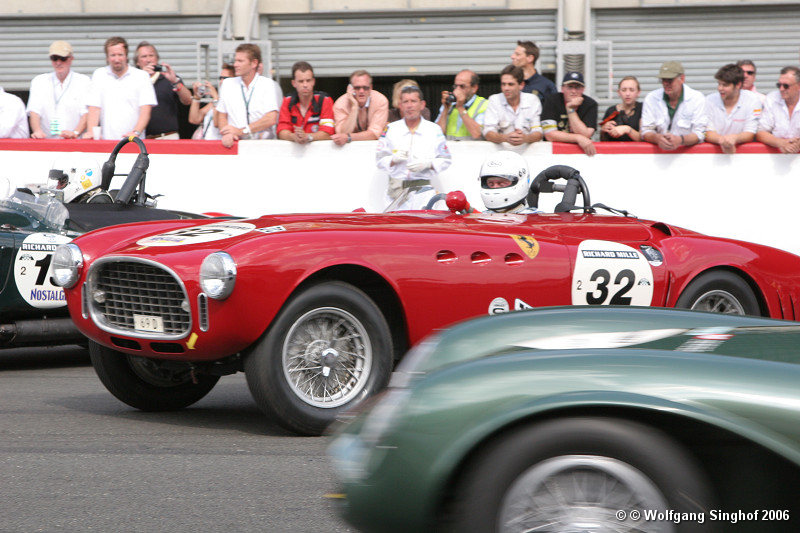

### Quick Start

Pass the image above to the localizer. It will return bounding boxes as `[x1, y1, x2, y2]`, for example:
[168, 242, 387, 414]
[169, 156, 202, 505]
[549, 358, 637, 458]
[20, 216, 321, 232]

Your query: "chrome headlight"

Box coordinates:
[199, 251, 236, 299]
[52, 243, 83, 288]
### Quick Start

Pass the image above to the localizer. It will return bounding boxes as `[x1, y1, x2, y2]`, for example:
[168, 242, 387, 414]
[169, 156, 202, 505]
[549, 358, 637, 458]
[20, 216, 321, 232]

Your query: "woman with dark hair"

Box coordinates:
[600, 76, 642, 141]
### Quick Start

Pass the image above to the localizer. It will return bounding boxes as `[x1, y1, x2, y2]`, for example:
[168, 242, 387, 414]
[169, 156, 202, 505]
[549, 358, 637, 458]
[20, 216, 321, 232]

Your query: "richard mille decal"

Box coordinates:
[572, 240, 654, 306]
[14, 233, 72, 309]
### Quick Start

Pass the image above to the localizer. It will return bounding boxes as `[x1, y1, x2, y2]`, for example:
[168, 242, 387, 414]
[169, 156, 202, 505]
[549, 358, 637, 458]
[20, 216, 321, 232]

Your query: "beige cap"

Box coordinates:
[658, 61, 684, 79]
[49, 41, 73, 57]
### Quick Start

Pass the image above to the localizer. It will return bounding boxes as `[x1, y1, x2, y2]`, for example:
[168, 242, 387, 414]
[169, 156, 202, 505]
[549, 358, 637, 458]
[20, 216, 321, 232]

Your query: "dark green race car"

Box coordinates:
[329, 306, 800, 532]
[0, 137, 207, 347]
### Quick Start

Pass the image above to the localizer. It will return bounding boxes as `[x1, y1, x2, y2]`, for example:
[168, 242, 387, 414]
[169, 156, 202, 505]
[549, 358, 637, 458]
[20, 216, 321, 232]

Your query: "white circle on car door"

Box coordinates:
[15, 233, 72, 309]
[571, 240, 654, 306]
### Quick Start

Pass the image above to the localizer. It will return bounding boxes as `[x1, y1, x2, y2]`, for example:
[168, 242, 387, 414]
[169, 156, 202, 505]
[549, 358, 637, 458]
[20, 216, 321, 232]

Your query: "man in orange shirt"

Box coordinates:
[277, 61, 334, 144]
[331, 69, 388, 146]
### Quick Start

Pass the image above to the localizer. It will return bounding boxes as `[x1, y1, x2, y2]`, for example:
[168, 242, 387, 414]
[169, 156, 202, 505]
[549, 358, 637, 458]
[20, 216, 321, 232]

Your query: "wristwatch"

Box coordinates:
[346, 133, 352, 143]
[307, 134, 314, 143]
[567, 108, 576, 114]
[133, 130, 141, 137]
[242, 125, 251, 136]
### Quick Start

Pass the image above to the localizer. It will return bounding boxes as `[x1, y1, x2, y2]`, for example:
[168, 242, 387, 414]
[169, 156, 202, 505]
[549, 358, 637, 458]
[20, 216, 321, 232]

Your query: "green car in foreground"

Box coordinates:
[329, 307, 800, 532]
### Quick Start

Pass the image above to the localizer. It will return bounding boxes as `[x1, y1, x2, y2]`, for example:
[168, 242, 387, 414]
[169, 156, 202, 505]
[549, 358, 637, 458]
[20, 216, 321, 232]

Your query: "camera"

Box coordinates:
[152, 64, 163, 72]
[445, 92, 457, 105]
[198, 84, 209, 97]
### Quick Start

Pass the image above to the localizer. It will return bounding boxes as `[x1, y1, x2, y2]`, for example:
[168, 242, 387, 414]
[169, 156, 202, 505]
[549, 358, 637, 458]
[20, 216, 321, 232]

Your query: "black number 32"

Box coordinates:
[585, 268, 635, 305]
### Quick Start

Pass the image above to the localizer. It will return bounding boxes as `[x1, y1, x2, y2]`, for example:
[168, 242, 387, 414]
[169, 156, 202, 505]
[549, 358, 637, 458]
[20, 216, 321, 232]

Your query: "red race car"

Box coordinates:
[54, 166, 800, 435]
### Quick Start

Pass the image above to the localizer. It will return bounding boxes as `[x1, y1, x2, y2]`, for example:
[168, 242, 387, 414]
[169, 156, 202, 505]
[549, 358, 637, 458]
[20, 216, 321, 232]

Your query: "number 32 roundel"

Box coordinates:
[571, 240, 654, 307]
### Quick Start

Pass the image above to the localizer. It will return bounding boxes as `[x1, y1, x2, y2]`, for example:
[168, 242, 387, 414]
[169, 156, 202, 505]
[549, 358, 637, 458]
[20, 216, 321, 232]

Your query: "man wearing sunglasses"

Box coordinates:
[27, 41, 90, 139]
[736, 60, 766, 104]
[435, 70, 487, 141]
[756, 66, 800, 154]
[331, 70, 388, 146]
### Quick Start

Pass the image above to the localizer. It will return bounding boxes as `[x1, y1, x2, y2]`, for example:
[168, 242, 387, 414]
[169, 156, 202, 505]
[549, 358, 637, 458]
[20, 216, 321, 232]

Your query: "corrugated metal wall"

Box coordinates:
[265, 10, 558, 78]
[0, 16, 220, 92]
[593, 5, 800, 103]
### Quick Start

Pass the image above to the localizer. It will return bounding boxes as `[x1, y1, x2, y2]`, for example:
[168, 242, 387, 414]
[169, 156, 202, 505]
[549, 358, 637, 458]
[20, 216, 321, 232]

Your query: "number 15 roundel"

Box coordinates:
[571, 240, 654, 307]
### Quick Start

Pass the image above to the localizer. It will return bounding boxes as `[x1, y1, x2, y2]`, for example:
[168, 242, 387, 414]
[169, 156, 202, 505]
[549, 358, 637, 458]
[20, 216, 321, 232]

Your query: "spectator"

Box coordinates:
[376, 85, 451, 209]
[484, 65, 542, 146]
[331, 69, 389, 146]
[737, 60, 766, 103]
[641, 61, 706, 151]
[27, 40, 90, 139]
[84, 37, 156, 140]
[277, 61, 334, 144]
[388, 79, 430, 122]
[705, 64, 761, 154]
[541, 71, 598, 156]
[510, 40, 557, 103]
[756, 66, 800, 154]
[0, 87, 29, 138]
[435, 69, 487, 140]
[216, 43, 279, 149]
[189, 63, 234, 140]
[134, 42, 192, 140]
[600, 76, 642, 142]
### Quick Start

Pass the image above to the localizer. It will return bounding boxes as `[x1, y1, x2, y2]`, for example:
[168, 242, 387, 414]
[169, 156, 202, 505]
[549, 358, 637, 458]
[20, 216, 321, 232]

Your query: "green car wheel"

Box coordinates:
[449, 417, 715, 533]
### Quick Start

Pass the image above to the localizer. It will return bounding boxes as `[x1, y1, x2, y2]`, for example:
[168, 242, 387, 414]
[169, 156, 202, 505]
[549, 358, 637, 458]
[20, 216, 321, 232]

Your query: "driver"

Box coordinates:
[479, 151, 538, 214]
[48, 155, 112, 203]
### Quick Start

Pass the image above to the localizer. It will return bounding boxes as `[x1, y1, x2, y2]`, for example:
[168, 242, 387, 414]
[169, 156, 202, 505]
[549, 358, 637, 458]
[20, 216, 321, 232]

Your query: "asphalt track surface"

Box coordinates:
[0, 346, 354, 532]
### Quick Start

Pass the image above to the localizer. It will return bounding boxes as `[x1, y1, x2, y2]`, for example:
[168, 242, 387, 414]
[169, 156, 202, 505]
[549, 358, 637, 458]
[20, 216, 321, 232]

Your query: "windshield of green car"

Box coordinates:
[0, 189, 69, 232]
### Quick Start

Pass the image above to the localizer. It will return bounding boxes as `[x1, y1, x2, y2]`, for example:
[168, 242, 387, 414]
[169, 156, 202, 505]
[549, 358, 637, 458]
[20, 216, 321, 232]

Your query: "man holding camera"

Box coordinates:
[135, 41, 192, 139]
[84, 36, 156, 140]
[435, 69, 487, 141]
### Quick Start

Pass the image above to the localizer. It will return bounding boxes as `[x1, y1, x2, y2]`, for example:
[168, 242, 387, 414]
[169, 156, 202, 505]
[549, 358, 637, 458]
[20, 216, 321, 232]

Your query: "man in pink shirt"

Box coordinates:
[331, 70, 389, 145]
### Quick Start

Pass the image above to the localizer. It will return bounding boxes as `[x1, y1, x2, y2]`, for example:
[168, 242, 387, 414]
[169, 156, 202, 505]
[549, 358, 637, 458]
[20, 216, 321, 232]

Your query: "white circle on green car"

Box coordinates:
[136, 222, 256, 247]
[14, 233, 72, 309]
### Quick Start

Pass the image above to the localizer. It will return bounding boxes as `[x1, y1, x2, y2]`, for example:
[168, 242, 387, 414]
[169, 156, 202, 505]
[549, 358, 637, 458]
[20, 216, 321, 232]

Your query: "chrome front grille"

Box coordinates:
[89, 259, 190, 338]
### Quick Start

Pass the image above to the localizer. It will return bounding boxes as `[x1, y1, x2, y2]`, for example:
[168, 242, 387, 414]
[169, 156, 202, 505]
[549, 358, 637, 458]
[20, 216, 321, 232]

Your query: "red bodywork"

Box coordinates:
[63, 210, 800, 362]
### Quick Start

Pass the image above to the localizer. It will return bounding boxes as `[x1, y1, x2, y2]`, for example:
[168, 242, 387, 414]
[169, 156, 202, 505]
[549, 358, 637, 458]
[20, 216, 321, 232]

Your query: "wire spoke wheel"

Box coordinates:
[689, 289, 745, 315]
[282, 306, 372, 408]
[499, 455, 673, 533]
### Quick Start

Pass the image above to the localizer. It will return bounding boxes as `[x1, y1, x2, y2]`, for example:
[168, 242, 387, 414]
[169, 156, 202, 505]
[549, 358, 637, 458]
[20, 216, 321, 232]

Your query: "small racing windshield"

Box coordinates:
[0, 188, 69, 232]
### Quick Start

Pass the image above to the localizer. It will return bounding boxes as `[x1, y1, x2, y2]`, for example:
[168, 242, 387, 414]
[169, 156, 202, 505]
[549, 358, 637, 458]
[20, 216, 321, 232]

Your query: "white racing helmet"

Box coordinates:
[478, 151, 530, 211]
[48, 154, 102, 203]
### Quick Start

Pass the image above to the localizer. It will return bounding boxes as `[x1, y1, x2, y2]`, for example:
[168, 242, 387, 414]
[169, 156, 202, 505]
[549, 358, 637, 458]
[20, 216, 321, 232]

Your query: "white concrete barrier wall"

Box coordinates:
[1, 139, 798, 256]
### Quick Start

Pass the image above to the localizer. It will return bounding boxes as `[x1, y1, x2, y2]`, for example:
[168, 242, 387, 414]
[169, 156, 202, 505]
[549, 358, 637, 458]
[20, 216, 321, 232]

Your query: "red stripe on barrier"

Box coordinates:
[551, 141, 782, 154]
[0, 139, 238, 155]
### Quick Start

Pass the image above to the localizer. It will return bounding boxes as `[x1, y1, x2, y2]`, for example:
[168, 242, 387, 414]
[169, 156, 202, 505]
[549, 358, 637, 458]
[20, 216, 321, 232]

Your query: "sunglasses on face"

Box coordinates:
[777, 82, 795, 89]
[219, 76, 231, 80]
[352, 85, 370, 91]
[742, 70, 755, 75]
[50, 55, 70, 62]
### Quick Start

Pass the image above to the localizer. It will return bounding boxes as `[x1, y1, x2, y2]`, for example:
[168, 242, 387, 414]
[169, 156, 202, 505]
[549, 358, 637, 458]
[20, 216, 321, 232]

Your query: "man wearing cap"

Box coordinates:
[756, 66, 800, 154]
[27, 41, 91, 139]
[641, 61, 707, 151]
[84, 36, 157, 140]
[541, 71, 598, 156]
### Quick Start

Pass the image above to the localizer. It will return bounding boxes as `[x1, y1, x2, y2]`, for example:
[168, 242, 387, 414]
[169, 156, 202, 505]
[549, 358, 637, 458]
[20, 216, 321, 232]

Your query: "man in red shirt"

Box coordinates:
[277, 61, 334, 143]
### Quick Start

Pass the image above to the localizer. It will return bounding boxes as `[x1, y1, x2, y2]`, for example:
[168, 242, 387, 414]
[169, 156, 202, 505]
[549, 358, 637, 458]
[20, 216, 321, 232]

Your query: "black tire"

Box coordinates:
[448, 417, 716, 533]
[675, 270, 761, 316]
[89, 341, 219, 411]
[244, 281, 393, 436]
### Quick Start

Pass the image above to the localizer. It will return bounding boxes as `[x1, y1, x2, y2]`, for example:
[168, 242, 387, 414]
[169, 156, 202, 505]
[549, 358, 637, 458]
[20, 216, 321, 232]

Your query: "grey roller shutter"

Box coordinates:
[264, 10, 558, 78]
[0, 16, 219, 91]
[593, 5, 800, 103]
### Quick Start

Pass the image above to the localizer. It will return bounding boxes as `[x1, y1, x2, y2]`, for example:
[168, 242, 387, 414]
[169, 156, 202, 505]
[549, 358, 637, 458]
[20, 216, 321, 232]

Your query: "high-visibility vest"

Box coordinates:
[446, 95, 488, 139]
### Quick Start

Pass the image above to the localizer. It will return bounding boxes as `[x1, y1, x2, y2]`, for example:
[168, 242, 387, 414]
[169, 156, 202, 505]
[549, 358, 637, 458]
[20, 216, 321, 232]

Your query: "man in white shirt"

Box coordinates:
[376, 85, 452, 209]
[28, 40, 91, 139]
[216, 43, 279, 148]
[84, 37, 156, 140]
[0, 87, 29, 139]
[704, 63, 761, 154]
[641, 61, 707, 151]
[483, 65, 543, 146]
[756, 66, 800, 154]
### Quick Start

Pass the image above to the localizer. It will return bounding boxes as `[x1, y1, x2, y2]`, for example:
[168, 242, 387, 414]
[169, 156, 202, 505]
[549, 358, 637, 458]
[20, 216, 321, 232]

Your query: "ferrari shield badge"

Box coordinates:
[510, 235, 539, 259]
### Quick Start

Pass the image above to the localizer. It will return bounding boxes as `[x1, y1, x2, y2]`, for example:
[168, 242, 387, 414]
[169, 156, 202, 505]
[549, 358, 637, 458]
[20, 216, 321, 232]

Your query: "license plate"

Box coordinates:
[133, 314, 165, 333]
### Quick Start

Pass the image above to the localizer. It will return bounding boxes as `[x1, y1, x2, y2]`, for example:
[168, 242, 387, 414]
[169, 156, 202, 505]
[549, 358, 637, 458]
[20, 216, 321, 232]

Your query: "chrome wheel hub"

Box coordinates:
[690, 289, 745, 315]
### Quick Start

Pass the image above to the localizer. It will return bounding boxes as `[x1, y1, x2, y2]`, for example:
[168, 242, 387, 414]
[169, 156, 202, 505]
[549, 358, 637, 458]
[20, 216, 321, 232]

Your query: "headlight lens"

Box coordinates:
[199, 252, 236, 299]
[52, 243, 83, 288]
